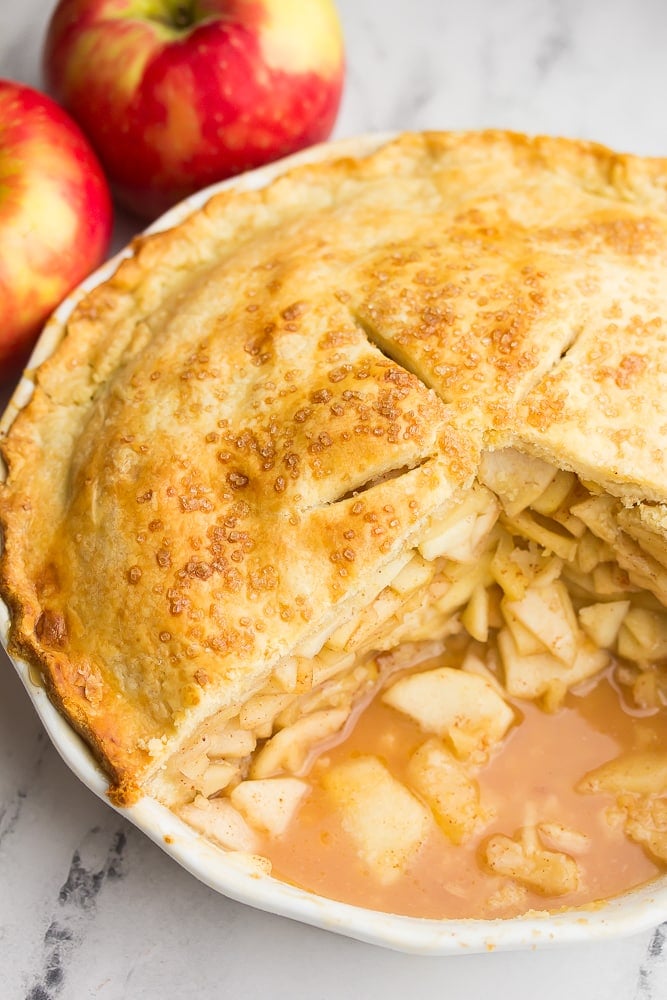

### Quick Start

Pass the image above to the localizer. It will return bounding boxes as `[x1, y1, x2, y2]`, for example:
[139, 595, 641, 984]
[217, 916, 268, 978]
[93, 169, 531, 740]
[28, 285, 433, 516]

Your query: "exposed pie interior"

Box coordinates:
[2, 130, 667, 919]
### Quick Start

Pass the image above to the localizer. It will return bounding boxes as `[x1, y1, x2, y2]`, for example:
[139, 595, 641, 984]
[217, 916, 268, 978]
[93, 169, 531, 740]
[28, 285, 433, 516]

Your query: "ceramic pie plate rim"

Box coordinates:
[1, 132, 665, 955]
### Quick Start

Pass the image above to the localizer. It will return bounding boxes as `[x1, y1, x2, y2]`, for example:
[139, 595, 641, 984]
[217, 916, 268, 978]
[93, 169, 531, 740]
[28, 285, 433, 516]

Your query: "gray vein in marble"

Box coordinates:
[24, 827, 129, 1000]
[0, 789, 27, 850]
[0, 732, 47, 855]
[535, 0, 572, 78]
[359, 12, 389, 65]
[58, 829, 127, 910]
[635, 922, 667, 1000]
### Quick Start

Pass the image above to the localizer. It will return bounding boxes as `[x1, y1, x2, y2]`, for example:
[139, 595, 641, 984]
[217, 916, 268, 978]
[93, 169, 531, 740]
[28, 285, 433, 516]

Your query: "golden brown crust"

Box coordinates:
[4, 129, 667, 801]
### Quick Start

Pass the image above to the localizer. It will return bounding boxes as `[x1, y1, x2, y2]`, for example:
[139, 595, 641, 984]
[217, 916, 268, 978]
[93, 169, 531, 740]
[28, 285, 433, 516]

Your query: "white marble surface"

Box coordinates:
[2, 0, 667, 996]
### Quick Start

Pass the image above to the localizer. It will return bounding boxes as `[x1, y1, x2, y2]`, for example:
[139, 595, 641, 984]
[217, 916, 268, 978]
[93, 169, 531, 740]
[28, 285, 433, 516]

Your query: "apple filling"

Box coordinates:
[150, 448, 667, 915]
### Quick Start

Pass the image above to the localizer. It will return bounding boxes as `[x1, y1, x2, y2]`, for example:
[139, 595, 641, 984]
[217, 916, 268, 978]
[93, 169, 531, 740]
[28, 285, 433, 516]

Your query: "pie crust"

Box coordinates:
[2, 128, 667, 821]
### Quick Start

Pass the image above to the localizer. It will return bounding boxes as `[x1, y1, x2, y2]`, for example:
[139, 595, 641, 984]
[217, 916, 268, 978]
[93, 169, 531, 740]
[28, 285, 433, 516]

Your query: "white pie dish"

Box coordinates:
[1, 133, 667, 955]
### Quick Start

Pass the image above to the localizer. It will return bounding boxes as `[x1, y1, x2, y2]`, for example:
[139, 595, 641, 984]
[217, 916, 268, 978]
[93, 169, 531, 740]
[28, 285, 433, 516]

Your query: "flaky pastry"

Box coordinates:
[2, 131, 667, 879]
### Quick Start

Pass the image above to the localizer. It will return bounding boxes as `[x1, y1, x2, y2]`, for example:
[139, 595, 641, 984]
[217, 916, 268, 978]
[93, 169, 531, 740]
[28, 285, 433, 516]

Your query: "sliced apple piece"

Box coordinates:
[630, 668, 667, 711]
[177, 746, 210, 784]
[501, 510, 578, 562]
[325, 611, 363, 652]
[407, 739, 489, 844]
[578, 600, 630, 649]
[478, 447, 558, 517]
[460, 582, 490, 642]
[251, 708, 349, 778]
[418, 483, 498, 562]
[382, 666, 514, 760]
[460, 648, 507, 698]
[577, 751, 667, 796]
[537, 822, 590, 856]
[389, 553, 435, 596]
[503, 580, 580, 665]
[483, 830, 579, 895]
[570, 494, 620, 540]
[491, 532, 544, 600]
[325, 588, 407, 654]
[502, 603, 551, 656]
[230, 778, 309, 837]
[623, 795, 667, 863]
[200, 723, 257, 760]
[617, 607, 667, 662]
[310, 648, 355, 688]
[530, 470, 576, 515]
[239, 693, 293, 734]
[178, 796, 259, 852]
[272, 656, 298, 693]
[432, 559, 492, 617]
[578, 754, 667, 862]
[344, 589, 406, 650]
[498, 628, 609, 703]
[199, 760, 239, 798]
[575, 531, 615, 574]
[618, 505, 667, 570]
[321, 755, 432, 884]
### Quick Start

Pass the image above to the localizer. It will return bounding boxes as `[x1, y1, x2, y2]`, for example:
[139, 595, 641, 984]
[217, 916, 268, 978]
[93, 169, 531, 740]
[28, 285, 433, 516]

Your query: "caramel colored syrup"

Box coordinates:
[261, 657, 665, 919]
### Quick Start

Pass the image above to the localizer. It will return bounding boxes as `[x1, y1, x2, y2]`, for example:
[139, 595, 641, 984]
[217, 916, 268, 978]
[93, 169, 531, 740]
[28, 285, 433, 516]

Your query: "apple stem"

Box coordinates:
[172, 3, 194, 29]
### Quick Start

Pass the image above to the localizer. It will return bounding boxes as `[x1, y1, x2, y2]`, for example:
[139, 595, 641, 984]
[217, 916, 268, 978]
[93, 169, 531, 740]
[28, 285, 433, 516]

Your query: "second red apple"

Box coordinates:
[0, 78, 112, 380]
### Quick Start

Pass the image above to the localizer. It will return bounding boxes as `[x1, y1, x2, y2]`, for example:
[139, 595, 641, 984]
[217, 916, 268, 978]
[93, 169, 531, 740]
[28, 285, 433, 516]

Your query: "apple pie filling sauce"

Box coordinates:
[266, 651, 667, 919]
[161, 449, 667, 919]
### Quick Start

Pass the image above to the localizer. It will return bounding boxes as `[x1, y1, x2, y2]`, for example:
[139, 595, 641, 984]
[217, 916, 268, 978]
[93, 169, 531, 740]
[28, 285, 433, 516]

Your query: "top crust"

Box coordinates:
[3, 128, 667, 801]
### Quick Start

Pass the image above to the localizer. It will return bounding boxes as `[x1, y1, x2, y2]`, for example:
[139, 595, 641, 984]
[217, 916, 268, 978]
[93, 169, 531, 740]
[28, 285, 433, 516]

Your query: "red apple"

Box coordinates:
[0, 79, 113, 381]
[43, 0, 345, 220]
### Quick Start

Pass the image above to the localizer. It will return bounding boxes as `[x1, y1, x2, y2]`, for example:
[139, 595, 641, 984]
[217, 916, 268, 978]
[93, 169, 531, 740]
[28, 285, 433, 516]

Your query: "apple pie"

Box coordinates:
[3, 130, 667, 918]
